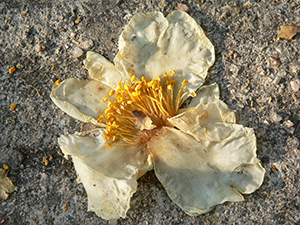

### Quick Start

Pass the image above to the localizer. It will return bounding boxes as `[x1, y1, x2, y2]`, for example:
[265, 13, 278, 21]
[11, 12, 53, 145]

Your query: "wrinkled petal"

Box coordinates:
[115, 10, 215, 94]
[51, 78, 114, 126]
[188, 83, 219, 107]
[169, 100, 235, 140]
[147, 125, 265, 216]
[58, 130, 153, 180]
[84, 51, 127, 90]
[71, 156, 137, 220]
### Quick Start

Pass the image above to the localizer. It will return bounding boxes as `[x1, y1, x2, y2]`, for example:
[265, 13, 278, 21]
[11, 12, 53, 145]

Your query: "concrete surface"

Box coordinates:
[0, 0, 299, 224]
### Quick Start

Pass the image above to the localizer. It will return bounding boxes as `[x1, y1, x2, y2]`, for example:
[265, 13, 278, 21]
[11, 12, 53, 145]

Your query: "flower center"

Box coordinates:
[98, 70, 196, 146]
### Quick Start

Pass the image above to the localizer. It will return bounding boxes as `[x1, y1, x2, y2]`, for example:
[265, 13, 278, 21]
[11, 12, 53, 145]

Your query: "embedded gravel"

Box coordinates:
[1, 0, 299, 224]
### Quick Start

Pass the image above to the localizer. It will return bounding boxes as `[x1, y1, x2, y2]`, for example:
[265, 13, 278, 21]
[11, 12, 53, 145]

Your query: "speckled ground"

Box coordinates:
[1, 0, 299, 224]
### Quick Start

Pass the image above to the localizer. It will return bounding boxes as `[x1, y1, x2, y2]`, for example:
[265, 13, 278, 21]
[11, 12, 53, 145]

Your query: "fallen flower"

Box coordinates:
[50, 10, 265, 220]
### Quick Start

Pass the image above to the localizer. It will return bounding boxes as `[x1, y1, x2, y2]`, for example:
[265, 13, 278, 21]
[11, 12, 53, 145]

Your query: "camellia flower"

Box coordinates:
[50, 11, 265, 220]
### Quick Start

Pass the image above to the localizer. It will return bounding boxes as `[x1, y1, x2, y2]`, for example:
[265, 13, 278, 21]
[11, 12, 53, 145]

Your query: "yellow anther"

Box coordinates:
[169, 69, 175, 75]
[132, 91, 141, 97]
[112, 136, 117, 141]
[109, 90, 115, 96]
[131, 75, 136, 82]
[135, 84, 142, 92]
[102, 96, 108, 102]
[171, 79, 178, 83]
[190, 92, 196, 97]
[106, 142, 112, 147]
[105, 109, 111, 115]
[182, 79, 188, 85]
[97, 114, 105, 123]
[127, 100, 133, 104]
[117, 97, 124, 103]
[118, 82, 123, 89]
[167, 84, 173, 90]
[129, 70, 135, 75]
[124, 83, 129, 90]
[156, 76, 161, 82]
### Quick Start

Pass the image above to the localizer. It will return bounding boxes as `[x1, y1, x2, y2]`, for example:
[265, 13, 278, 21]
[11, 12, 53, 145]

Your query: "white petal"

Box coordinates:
[84, 51, 127, 89]
[188, 83, 220, 107]
[147, 125, 265, 216]
[71, 156, 137, 220]
[115, 10, 215, 94]
[169, 100, 235, 140]
[58, 130, 153, 180]
[51, 78, 114, 126]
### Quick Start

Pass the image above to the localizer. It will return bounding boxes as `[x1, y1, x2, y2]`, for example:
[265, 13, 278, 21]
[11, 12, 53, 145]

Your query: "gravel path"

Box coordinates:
[1, 0, 299, 224]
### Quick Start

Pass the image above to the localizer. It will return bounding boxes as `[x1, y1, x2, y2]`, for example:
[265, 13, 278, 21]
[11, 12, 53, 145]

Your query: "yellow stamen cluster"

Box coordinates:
[98, 70, 196, 146]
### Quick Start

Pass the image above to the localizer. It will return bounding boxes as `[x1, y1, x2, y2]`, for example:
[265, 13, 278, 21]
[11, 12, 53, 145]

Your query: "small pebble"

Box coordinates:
[177, 3, 190, 12]
[70, 32, 76, 39]
[35, 44, 46, 53]
[269, 56, 281, 67]
[290, 79, 300, 92]
[270, 112, 282, 123]
[41, 205, 49, 214]
[72, 46, 84, 58]
[79, 40, 94, 49]
[16, 63, 24, 69]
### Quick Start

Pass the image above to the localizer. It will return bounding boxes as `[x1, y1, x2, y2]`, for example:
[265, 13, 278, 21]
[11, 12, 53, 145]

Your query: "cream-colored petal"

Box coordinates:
[169, 100, 235, 140]
[71, 156, 137, 220]
[58, 130, 153, 180]
[147, 125, 265, 216]
[188, 83, 220, 107]
[84, 51, 127, 89]
[115, 10, 215, 94]
[51, 78, 114, 126]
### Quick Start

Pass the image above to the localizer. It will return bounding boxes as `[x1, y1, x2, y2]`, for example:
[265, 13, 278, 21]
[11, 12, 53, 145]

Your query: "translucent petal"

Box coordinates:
[188, 83, 220, 107]
[58, 130, 153, 180]
[115, 10, 215, 94]
[169, 100, 236, 141]
[147, 125, 265, 216]
[51, 78, 114, 126]
[84, 51, 128, 90]
[71, 156, 137, 220]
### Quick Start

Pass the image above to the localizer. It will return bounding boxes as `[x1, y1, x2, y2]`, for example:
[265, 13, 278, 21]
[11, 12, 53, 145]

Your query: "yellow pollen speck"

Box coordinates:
[106, 142, 112, 147]
[10, 103, 17, 111]
[62, 205, 68, 211]
[129, 70, 135, 75]
[3, 164, 9, 170]
[102, 96, 108, 102]
[9, 66, 16, 74]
